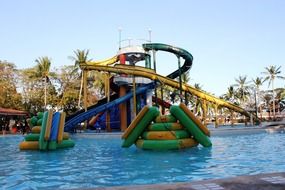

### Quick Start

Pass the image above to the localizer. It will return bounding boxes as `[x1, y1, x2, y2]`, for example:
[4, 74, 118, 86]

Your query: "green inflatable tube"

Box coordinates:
[48, 141, 57, 150]
[136, 138, 198, 150]
[39, 111, 49, 150]
[122, 107, 160, 148]
[56, 139, 75, 149]
[170, 106, 212, 147]
[148, 122, 183, 131]
[25, 134, 40, 141]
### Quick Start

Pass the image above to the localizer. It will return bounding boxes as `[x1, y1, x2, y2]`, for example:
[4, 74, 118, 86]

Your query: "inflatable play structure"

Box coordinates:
[63, 40, 254, 150]
[122, 103, 211, 150]
[19, 110, 74, 151]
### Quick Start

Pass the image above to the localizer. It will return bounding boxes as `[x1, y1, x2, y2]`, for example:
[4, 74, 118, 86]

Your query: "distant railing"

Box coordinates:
[119, 38, 150, 49]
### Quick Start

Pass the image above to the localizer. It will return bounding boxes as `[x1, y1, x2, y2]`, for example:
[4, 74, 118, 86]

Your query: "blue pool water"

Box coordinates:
[1, 132, 285, 189]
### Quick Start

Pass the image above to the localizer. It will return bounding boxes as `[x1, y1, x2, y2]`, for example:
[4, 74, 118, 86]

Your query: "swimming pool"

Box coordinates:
[1, 132, 284, 189]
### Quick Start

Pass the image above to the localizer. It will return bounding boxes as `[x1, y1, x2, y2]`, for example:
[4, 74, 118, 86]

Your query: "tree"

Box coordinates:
[222, 85, 237, 104]
[262, 65, 285, 118]
[193, 83, 203, 116]
[262, 93, 273, 119]
[56, 65, 81, 116]
[34, 56, 56, 108]
[233, 75, 250, 106]
[0, 61, 23, 109]
[69, 49, 92, 108]
[20, 67, 44, 114]
[252, 77, 264, 119]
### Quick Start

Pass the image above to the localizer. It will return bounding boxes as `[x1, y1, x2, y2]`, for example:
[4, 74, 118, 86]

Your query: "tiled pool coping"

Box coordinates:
[85, 172, 285, 190]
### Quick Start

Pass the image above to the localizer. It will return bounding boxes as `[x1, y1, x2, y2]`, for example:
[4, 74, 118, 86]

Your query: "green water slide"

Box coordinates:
[142, 43, 193, 79]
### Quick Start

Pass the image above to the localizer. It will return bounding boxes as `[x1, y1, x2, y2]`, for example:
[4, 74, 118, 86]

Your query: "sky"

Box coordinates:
[1, 0, 285, 96]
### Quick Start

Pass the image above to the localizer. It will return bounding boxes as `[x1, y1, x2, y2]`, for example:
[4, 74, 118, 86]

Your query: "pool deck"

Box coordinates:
[86, 172, 285, 190]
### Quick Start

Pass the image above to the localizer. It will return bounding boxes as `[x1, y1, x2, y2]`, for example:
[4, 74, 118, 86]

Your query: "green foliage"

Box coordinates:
[0, 61, 23, 109]
[262, 65, 284, 88]
[233, 75, 250, 104]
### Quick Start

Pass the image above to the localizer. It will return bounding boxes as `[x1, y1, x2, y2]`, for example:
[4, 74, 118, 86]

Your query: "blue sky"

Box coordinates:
[1, 0, 285, 96]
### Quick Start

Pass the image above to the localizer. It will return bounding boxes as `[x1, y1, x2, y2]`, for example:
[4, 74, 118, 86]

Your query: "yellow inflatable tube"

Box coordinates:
[142, 130, 189, 140]
[19, 141, 39, 150]
[122, 106, 149, 139]
[31, 126, 41, 133]
[44, 110, 54, 141]
[57, 112, 66, 144]
[179, 103, 210, 136]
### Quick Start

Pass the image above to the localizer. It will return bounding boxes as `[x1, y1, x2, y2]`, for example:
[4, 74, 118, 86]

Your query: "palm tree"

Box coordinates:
[263, 93, 273, 119]
[233, 75, 250, 106]
[193, 83, 203, 116]
[222, 85, 237, 103]
[35, 56, 52, 108]
[70, 49, 92, 108]
[262, 65, 285, 118]
[252, 77, 264, 119]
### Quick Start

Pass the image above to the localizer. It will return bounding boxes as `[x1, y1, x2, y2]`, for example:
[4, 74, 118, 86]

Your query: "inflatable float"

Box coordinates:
[122, 103, 212, 150]
[19, 111, 75, 151]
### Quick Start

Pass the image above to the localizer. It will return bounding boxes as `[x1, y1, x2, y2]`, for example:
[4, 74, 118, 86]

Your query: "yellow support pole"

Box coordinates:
[105, 73, 111, 132]
[202, 100, 208, 125]
[83, 70, 87, 112]
[83, 70, 88, 130]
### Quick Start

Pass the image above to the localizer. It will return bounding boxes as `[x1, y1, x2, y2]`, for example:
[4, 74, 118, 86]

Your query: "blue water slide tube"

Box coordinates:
[64, 83, 154, 132]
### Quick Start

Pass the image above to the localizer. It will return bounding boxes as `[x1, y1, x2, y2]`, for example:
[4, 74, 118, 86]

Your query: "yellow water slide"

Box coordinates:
[80, 64, 250, 118]
[87, 55, 118, 66]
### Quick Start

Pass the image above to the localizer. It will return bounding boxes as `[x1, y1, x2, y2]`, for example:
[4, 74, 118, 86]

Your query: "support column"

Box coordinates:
[83, 70, 88, 130]
[83, 70, 88, 112]
[177, 56, 183, 103]
[105, 73, 111, 132]
[230, 110, 234, 126]
[119, 85, 127, 131]
[160, 87, 165, 114]
[132, 75, 137, 118]
[202, 100, 208, 125]
[214, 104, 219, 128]
[153, 50, 158, 107]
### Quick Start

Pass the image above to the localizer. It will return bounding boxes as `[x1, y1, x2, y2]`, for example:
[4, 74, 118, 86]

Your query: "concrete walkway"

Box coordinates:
[87, 172, 285, 190]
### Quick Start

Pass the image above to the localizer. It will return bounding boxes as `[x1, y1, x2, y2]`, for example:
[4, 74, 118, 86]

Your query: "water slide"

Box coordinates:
[80, 43, 250, 118]
[142, 43, 193, 79]
[65, 93, 119, 122]
[87, 55, 118, 66]
[65, 76, 119, 123]
[64, 83, 154, 131]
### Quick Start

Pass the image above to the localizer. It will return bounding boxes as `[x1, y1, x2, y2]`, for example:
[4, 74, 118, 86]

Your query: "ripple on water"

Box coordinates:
[1, 133, 285, 189]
